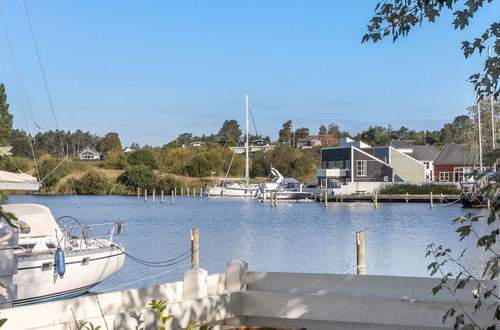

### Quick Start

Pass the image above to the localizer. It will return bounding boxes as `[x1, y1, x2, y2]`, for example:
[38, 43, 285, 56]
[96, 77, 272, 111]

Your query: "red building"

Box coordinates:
[433, 144, 477, 182]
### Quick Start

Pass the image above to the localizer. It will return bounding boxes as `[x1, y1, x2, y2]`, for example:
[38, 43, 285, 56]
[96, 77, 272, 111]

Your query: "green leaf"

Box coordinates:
[0, 319, 7, 328]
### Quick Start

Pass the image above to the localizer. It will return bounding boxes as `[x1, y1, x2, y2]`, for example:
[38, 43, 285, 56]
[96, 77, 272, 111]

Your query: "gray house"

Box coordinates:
[389, 141, 441, 181]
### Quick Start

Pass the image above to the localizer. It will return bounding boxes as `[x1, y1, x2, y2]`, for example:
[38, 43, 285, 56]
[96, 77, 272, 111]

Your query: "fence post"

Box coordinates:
[356, 231, 366, 275]
[191, 228, 199, 269]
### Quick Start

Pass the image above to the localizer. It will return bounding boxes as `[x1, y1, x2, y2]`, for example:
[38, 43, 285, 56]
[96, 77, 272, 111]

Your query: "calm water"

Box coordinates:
[7, 195, 490, 293]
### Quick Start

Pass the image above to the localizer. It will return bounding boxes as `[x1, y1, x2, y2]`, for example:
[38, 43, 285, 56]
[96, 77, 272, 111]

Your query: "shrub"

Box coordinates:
[0, 156, 32, 173]
[378, 183, 461, 195]
[38, 157, 71, 192]
[117, 165, 157, 190]
[74, 171, 112, 195]
[156, 176, 181, 193]
[102, 149, 129, 170]
[127, 148, 158, 169]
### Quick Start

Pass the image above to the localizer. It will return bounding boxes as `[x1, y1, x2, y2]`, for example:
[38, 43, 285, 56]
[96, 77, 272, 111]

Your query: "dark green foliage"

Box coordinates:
[96, 132, 122, 153]
[38, 157, 70, 192]
[294, 127, 309, 139]
[74, 171, 112, 195]
[0, 156, 31, 173]
[9, 129, 32, 158]
[318, 125, 327, 135]
[127, 148, 158, 169]
[0, 84, 13, 147]
[267, 144, 319, 181]
[118, 165, 157, 190]
[278, 120, 293, 143]
[156, 176, 181, 193]
[379, 183, 461, 195]
[250, 151, 268, 177]
[218, 119, 241, 146]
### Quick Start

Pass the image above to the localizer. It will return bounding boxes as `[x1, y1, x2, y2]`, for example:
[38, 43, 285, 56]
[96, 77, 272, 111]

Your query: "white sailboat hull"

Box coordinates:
[207, 186, 259, 197]
[14, 246, 125, 305]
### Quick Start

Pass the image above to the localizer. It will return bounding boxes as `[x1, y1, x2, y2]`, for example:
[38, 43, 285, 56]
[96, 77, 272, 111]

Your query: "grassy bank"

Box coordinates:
[378, 183, 461, 195]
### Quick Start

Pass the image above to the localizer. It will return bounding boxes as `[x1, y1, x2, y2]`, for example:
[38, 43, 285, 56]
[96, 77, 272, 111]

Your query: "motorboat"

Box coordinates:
[257, 168, 313, 201]
[4, 203, 125, 306]
[460, 172, 498, 208]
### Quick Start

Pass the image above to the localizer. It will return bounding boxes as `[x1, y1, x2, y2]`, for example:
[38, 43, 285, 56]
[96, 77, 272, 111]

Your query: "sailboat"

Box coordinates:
[207, 95, 260, 197]
[0, 147, 125, 306]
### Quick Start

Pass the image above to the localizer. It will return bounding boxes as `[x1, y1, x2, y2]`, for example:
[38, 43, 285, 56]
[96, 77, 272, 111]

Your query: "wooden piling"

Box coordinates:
[152, 189, 156, 202]
[193, 187, 196, 197]
[137, 188, 140, 200]
[324, 190, 328, 207]
[175, 187, 177, 196]
[374, 193, 378, 208]
[187, 187, 190, 196]
[181, 187, 184, 196]
[405, 192, 409, 203]
[171, 190, 175, 205]
[440, 193, 443, 203]
[200, 187, 203, 198]
[430, 192, 433, 208]
[356, 231, 366, 275]
[161, 190, 164, 203]
[191, 228, 199, 269]
[144, 189, 147, 202]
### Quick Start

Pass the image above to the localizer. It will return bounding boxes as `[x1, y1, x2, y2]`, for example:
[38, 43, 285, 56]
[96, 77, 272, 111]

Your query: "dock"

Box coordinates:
[315, 193, 460, 203]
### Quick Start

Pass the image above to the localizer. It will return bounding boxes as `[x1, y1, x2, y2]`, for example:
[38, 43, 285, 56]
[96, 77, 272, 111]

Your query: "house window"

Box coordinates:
[454, 167, 473, 182]
[328, 161, 334, 169]
[345, 160, 350, 170]
[322, 161, 327, 169]
[423, 161, 431, 170]
[356, 160, 367, 177]
[331, 160, 343, 169]
[383, 176, 389, 182]
[439, 172, 449, 182]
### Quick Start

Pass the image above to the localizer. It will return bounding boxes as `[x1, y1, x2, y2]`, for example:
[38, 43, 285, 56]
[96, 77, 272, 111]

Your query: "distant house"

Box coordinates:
[229, 144, 274, 154]
[433, 143, 476, 182]
[189, 141, 205, 147]
[123, 147, 135, 153]
[390, 141, 441, 182]
[252, 139, 268, 145]
[297, 135, 338, 149]
[317, 140, 393, 190]
[78, 149, 102, 160]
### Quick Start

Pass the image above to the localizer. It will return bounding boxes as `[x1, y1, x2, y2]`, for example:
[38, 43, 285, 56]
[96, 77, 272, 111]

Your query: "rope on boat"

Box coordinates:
[114, 245, 195, 268]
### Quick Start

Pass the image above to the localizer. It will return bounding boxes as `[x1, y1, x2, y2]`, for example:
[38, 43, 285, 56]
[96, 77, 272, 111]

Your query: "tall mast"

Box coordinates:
[245, 94, 250, 186]
[489, 47, 496, 151]
[477, 98, 483, 172]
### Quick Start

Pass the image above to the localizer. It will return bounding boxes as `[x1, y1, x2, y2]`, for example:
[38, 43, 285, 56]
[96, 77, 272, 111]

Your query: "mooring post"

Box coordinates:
[430, 192, 433, 208]
[137, 187, 140, 200]
[193, 187, 196, 197]
[181, 187, 184, 196]
[152, 189, 156, 202]
[144, 189, 147, 202]
[187, 187, 190, 197]
[191, 228, 199, 269]
[175, 187, 177, 196]
[275, 190, 278, 206]
[161, 190, 164, 203]
[440, 193, 443, 203]
[324, 190, 328, 207]
[200, 187, 203, 198]
[487, 199, 491, 209]
[405, 192, 409, 203]
[171, 190, 175, 205]
[374, 193, 378, 208]
[356, 231, 366, 275]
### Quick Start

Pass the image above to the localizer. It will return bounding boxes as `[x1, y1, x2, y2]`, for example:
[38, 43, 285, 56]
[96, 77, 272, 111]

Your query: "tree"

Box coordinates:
[318, 125, 327, 135]
[356, 126, 390, 146]
[118, 165, 157, 190]
[294, 127, 309, 139]
[96, 132, 122, 153]
[278, 120, 293, 143]
[364, 1, 499, 327]
[74, 171, 112, 195]
[127, 148, 158, 169]
[327, 123, 341, 137]
[0, 84, 13, 147]
[9, 129, 32, 158]
[218, 120, 242, 146]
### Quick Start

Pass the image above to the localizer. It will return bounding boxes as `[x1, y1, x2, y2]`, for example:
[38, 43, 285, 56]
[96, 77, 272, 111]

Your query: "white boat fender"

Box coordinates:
[55, 248, 66, 278]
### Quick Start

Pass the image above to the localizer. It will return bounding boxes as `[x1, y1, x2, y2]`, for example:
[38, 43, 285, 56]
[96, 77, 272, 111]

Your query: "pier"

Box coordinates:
[315, 193, 460, 204]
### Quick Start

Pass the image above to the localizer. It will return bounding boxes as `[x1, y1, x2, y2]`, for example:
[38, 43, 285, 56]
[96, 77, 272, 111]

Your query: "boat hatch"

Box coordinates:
[81, 257, 90, 265]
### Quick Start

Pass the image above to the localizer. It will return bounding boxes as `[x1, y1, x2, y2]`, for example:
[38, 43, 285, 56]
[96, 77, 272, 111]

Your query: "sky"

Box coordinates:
[0, 1, 498, 146]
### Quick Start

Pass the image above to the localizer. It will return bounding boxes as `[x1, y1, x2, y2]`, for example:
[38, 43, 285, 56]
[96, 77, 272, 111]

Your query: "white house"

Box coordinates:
[78, 149, 102, 160]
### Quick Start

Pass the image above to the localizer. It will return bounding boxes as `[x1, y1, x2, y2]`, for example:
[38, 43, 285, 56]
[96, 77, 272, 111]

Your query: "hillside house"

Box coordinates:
[433, 143, 477, 182]
[78, 149, 102, 160]
[297, 135, 338, 149]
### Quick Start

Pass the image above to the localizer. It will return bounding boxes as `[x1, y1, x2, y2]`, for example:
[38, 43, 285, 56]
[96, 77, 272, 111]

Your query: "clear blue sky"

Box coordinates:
[0, 1, 497, 146]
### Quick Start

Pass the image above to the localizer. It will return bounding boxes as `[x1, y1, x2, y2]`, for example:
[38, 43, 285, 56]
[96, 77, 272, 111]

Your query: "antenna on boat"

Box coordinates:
[245, 94, 250, 187]
[477, 97, 483, 173]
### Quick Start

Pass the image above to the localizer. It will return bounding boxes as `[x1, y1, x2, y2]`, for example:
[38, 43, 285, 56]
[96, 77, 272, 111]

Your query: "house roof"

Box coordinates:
[390, 140, 413, 149]
[79, 149, 101, 156]
[408, 145, 441, 161]
[434, 144, 476, 165]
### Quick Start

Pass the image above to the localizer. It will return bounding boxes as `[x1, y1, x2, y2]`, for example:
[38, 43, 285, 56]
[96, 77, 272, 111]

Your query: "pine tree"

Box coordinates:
[0, 84, 13, 147]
